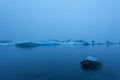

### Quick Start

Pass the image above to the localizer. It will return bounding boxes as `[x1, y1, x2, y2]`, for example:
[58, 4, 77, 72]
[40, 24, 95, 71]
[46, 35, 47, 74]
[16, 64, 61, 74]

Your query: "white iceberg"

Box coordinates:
[86, 56, 98, 61]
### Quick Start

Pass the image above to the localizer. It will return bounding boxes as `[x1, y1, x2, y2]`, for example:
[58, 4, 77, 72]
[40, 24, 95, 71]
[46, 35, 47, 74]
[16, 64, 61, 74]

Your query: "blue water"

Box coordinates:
[0, 45, 120, 80]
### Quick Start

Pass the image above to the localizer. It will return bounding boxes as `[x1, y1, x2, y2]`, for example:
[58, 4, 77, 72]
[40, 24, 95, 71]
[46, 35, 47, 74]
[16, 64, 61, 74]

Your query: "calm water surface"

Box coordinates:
[0, 45, 120, 80]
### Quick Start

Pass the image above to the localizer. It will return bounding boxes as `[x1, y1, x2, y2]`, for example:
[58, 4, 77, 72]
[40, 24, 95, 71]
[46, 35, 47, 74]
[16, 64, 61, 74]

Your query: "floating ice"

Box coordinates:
[0, 40, 15, 46]
[15, 41, 61, 48]
[81, 42, 90, 46]
[15, 42, 41, 48]
[86, 56, 98, 61]
[0, 40, 117, 47]
[80, 56, 102, 70]
[37, 41, 61, 46]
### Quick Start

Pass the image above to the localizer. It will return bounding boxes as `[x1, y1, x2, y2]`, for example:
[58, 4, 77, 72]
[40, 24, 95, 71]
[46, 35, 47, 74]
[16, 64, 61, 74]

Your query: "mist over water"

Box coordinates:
[0, 0, 120, 41]
[0, 0, 120, 80]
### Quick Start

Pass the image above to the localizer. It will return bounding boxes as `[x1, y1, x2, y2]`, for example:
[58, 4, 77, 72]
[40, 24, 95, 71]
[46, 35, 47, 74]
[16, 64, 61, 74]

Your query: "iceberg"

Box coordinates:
[15, 41, 61, 48]
[80, 56, 102, 70]
[37, 41, 61, 46]
[0, 39, 118, 47]
[15, 42, 41, 48]
[106, 40, 116, 45]
[0, 40, 15, 46]
[86, 56, 98, 61]
[81, 42, 90, 46]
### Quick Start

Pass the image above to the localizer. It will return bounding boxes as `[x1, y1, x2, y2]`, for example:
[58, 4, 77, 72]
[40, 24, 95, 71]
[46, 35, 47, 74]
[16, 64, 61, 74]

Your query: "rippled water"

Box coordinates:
[0, 45, 120, 80]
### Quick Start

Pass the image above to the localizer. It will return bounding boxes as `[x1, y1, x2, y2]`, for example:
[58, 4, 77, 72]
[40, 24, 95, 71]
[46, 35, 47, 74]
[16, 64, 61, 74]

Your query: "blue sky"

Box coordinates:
[0, 0, 120, 41]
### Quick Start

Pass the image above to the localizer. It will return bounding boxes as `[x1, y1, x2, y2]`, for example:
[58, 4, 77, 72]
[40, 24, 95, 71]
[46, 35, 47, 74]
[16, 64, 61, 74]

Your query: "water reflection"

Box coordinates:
[0, 43, 120, 80]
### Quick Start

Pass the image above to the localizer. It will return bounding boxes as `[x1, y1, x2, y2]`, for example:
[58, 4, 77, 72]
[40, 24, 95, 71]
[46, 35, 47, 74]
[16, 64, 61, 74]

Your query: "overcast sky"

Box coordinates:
[0, 0, 120, 41]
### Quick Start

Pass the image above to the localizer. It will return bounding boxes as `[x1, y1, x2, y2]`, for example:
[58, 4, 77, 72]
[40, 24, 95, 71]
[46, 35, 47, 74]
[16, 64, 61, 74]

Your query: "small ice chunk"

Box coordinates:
[87, 56, 98, 61]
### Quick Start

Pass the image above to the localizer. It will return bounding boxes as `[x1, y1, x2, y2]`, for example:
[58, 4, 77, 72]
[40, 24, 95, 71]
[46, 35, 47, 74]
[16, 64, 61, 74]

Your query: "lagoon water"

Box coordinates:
[0, 45, 120, 80]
